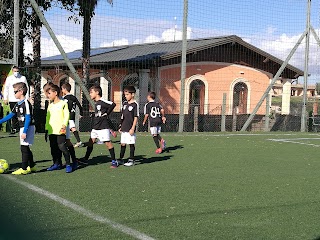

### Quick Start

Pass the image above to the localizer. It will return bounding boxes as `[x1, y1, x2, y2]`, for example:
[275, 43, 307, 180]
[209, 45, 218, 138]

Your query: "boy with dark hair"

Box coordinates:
[0, 82, 36, 174]
[61, 82, 84, 147]
[82, 85, 118, 168]
[45, 84, 74, 173]
[143, 91, 166, 153]
[118, 85, 139, 167]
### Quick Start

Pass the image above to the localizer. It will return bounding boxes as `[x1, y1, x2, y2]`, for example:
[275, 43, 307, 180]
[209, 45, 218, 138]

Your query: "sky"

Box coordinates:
[24, 0, 320, 84]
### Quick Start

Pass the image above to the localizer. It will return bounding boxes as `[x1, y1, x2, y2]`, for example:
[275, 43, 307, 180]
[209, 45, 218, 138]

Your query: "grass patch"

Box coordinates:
[1, 132, 320, 239]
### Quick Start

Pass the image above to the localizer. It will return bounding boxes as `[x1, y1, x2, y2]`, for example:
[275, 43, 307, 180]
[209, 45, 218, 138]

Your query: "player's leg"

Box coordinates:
[151, 127, 162, 153]
[57, 135, 72, 173]
[83, 130, 97, 161]
[123, 132, 136, 167]
[12, 127, 34, 175]
[23, 125, 36, 172]
[47, 134, 62, 171]
[157, 126, 166, 150]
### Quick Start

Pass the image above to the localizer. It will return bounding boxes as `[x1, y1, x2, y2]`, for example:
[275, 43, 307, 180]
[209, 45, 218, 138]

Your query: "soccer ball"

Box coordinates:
[0, 159, 9, 174]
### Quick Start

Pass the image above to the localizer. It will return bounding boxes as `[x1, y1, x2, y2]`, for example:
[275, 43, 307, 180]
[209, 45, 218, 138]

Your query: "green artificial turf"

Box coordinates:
[1, 132, 320, 239]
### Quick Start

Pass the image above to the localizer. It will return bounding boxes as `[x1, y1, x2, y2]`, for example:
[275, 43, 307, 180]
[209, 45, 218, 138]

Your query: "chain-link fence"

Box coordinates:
[2, 0, 320, 133]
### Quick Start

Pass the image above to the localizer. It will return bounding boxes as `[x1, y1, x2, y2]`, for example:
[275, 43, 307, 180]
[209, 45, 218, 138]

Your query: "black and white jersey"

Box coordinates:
[121, 101, 139, 132]
[12, 99, 34, 128]
[92, 99, 116, 130]
[144, 100, 163, 127]
[63, 94, 83, 120]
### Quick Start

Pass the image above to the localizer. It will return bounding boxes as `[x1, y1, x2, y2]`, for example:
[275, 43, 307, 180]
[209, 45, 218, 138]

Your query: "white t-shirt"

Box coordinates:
[3, 74, 29, 102]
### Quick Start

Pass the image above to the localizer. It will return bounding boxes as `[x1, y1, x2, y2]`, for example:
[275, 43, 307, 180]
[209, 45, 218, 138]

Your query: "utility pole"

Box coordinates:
[178, 0, 188, 132]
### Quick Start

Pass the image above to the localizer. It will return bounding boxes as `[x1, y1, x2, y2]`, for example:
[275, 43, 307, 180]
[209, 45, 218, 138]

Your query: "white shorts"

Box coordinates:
[120, 132, 136, 144]
[150, 126, 161, 135]
[69, 120, 76, 129]
[20, 125, 35, 146]
[91, 129, 111, 142]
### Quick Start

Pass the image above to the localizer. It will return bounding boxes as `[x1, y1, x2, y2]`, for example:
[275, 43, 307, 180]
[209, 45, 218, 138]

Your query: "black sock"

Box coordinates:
[157, 134, 162, 141]
[109, 147, 115, 160]
[28, 147, 35, 168]
[129, 144, 135, 160]
[73, 131, 81, 142]
[120, 145, 126, 159]
[85, 146, 93, 160]
[153, 136, 160, 148]
[20, 145, 30, 170]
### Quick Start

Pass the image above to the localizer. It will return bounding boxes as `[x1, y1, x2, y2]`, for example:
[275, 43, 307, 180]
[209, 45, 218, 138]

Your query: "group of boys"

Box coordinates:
[0, 78, 166, 174]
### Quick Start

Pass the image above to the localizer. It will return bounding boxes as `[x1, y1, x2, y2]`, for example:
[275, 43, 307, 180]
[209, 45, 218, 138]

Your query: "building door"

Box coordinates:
[233, 82, 248, 114]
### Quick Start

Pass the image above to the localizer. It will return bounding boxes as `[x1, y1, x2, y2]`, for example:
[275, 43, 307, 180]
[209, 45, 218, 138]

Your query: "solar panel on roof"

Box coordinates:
[42, 47, 125, 61]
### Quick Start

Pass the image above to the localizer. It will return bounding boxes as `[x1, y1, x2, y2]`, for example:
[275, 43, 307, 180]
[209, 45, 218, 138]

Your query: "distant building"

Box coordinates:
[40, 35, 304, 116]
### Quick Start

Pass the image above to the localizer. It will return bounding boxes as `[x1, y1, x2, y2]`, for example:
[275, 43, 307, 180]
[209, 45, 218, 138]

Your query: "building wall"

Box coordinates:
[41, 62, 273, 115]
[159, 62, 271, 115]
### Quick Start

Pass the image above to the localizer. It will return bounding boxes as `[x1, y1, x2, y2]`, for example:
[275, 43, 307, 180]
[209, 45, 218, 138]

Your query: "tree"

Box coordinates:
[76, 0, 113, 115]
[0, 0, 14, 60]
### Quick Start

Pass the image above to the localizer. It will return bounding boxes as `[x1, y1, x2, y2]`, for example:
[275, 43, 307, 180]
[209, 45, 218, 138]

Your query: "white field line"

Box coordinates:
[3, 175, 156, 240]
[267, 138, 320, 147]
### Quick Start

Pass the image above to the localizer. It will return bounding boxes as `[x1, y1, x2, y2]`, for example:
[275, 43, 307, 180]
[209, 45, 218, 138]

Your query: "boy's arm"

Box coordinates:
[142, 103, 149, 125]
[23, 101, 32, 134]
[75, 97, 84, 116]
[0, 112, 15, 125]
[130, 116, 138, 133]
[23, 114, 31, 134]
[142, 114, 148, 125]
[106, 102, 116, 116]
[160, 109, 166, 123]
[62, 102, 70, 127]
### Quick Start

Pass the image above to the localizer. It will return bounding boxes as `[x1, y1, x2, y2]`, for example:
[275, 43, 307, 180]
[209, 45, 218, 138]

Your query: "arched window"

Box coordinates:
[233, 82, 248, 114]
[189, 80, 205, 114]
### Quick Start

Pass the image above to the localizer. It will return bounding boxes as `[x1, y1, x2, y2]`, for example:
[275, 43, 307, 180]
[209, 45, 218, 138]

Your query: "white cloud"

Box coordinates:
[100, 38, 129, 47]
[144, 35, 161, 43]
[161, 27, 192, 42]
[24, 35, 82, 58]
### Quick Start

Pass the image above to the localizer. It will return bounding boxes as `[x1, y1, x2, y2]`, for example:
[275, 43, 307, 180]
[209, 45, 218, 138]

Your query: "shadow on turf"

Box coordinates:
[0, 135, 18, 139]
[7, 159, 53, 173]
[162, 145, 184, 153]
[136, 155, 173, 165]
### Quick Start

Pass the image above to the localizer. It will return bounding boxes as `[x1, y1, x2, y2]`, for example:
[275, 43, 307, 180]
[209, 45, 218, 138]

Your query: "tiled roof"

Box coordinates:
[41, 35, 303, 76]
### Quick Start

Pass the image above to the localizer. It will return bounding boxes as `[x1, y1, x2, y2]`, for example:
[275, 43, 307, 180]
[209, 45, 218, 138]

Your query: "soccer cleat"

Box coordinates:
[65, 165, 73, 173]
[161, 139, 166, 150]
[110, 160, 119, 168]
[155, 148, 162, 154]
[12, 168, 30, 175]
[47, 164, 61, 171]
[124, 159, 135, 167]
[27, 166, 37, 173]
[74, 142, 83, 148]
